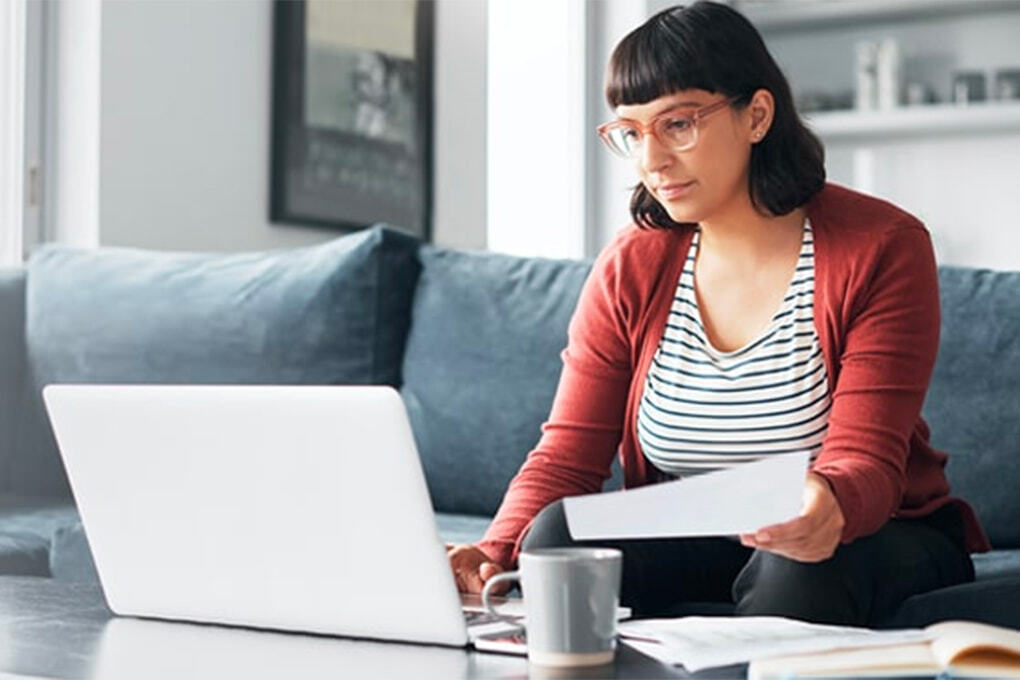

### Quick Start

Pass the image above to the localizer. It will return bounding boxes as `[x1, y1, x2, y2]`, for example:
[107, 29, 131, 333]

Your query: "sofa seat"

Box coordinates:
[0, 495, 78, 576]
[972, 549, 1020, 580]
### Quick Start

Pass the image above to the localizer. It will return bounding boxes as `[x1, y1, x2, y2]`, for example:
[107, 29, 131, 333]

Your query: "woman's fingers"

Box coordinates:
[479, 561, 509, 595]
[448, 544, 492, 593]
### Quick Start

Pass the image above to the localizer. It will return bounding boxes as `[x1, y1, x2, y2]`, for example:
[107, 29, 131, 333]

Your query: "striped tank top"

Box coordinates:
[637, 220, 832, 478]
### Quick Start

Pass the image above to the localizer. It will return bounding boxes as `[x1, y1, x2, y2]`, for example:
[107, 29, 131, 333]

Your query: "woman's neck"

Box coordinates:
[697, 200, 807, 268]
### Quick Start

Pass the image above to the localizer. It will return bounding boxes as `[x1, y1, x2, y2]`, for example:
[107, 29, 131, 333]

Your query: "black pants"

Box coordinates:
[520, 500, 975, 626]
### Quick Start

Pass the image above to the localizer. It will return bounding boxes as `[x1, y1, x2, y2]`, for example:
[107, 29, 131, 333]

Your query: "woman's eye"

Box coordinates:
[621, 127, 640, 140]
[665, 118, 693, 131]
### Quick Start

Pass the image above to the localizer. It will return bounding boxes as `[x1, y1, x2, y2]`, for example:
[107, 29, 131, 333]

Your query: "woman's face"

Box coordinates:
[614, 88, 771, 224]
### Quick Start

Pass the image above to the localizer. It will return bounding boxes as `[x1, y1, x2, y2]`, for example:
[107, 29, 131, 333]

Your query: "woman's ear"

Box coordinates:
[748, 88, 775, 143]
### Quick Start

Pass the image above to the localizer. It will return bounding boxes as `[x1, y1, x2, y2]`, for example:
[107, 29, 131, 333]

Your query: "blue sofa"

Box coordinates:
[0, 225, 1017, 627]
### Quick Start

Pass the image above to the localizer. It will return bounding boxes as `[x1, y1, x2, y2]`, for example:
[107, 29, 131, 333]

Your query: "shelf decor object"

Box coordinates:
[270, 0, 434, 240]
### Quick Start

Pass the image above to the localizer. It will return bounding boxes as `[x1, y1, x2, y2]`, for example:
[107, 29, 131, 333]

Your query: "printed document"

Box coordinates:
[564, 451, 809, 540]
[618, 616, 932, 672]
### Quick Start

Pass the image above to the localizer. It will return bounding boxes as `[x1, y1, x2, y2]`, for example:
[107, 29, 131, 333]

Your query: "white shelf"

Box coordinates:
[803, 101, 1020, 141]
[731, 0, 1020, 32]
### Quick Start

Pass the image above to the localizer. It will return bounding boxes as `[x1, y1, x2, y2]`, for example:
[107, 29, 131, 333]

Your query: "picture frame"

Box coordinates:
[270, 0, 434, 240]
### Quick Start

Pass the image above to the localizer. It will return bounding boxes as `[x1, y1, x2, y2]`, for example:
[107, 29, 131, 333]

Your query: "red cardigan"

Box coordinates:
[478, 182, 991, 569]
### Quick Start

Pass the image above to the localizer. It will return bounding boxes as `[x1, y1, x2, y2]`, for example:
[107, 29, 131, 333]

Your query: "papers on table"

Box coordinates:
[563, 451, 809, 540]
[618, 616, 933, 672]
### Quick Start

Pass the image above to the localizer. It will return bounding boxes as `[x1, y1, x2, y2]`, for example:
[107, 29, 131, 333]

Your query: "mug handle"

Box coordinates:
[481, 571, 524, 627]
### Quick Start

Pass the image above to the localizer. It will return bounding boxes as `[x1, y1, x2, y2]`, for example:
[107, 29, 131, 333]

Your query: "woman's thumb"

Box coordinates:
[479, 561, 502, 580]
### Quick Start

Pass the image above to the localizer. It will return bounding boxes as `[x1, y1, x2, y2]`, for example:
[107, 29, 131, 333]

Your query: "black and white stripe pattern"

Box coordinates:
[637, 221, 832, 478]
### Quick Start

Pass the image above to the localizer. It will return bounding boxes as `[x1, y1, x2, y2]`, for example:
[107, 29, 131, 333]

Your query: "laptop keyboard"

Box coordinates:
[464, 610, 518, 627]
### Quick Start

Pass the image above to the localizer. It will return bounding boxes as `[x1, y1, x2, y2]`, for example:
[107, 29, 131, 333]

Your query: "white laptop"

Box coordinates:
[43, 384, 629, 654]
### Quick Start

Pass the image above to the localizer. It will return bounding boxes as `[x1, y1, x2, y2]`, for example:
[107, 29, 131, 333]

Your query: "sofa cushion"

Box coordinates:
[401, 246, 592, 516]
[0, 494, 79, 576]
[14, 226, 420, 496]
[924, 267, 1020, 549]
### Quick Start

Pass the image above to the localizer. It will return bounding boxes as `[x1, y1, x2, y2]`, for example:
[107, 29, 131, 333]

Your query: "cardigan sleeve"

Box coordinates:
[810, 225, 941, 544]
[475, 242, 634, 569]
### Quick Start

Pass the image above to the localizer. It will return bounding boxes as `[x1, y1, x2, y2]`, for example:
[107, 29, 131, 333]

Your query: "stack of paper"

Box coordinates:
[618, 616, 932, 672]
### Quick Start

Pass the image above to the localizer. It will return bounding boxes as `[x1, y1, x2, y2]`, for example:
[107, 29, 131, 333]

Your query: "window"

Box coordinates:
[0, 0, 26, 265]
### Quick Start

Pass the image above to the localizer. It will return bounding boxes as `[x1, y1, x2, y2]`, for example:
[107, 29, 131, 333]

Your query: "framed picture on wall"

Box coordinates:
[270, 0, 434, 240]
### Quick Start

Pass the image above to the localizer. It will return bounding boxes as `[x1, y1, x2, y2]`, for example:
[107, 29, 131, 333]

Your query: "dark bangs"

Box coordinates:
[606, 4, 752, 109]
[604, 1, 825, 230]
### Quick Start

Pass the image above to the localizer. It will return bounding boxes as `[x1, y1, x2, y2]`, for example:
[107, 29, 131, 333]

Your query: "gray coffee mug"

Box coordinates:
[481, 547, 623, 667]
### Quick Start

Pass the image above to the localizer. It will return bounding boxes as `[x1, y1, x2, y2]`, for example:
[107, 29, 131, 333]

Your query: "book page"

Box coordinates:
[747, 642, 939, 680]
[748, 620, 1020, 680]
[927, 620, 1020, 673]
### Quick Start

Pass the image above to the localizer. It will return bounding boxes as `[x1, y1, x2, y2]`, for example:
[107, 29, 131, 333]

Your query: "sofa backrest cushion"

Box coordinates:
[400, 245, 593, 516]
[924, 266, 1020, 549]
[15, 226, 420, 496]
[0, 269, 26, 494]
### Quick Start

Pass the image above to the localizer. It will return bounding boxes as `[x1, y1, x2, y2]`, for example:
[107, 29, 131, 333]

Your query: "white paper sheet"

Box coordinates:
[618, 616, 933, 672]
[563, 451, 809, 540]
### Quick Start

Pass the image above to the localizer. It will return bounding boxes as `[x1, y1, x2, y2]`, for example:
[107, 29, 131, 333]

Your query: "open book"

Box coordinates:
[749, 620, 1020, 679]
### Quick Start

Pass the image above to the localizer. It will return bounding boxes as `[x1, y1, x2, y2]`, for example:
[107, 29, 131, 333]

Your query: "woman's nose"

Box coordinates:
[638, 131, 674, 174]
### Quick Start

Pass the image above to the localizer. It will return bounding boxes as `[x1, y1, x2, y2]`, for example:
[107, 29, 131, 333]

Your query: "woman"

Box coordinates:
[447, 1, 989, 625]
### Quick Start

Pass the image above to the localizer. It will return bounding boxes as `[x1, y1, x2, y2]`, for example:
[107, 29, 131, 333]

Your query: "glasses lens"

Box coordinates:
[605, 125, 639, 157]
[602, 116, 697, 158]
[659, 116, 696, 151]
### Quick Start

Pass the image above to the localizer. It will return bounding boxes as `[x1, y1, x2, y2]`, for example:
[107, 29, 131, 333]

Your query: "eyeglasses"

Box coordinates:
[597, 96, 739, 159]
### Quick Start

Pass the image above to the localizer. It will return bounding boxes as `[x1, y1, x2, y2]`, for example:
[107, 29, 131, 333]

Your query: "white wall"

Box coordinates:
[98, 0, 486, 253]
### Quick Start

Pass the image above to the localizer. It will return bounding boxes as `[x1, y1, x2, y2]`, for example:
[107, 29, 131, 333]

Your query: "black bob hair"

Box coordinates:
[605, 1, 825, 230]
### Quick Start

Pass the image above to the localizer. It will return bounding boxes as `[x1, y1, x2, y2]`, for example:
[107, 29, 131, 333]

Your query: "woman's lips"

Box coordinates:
[659, 181, 697, 200]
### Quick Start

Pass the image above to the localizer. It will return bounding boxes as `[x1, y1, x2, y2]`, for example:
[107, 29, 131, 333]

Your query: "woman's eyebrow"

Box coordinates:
[660, 100, 702, 111]
[618, 100, 703, 122]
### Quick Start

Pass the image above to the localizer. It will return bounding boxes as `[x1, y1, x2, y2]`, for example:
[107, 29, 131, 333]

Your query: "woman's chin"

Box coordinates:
[661, 205, 702, 224]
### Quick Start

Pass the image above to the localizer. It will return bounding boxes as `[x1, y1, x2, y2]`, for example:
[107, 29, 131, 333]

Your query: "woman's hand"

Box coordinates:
[739, 472, 846, 562]
[445, 543, 509, 594]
